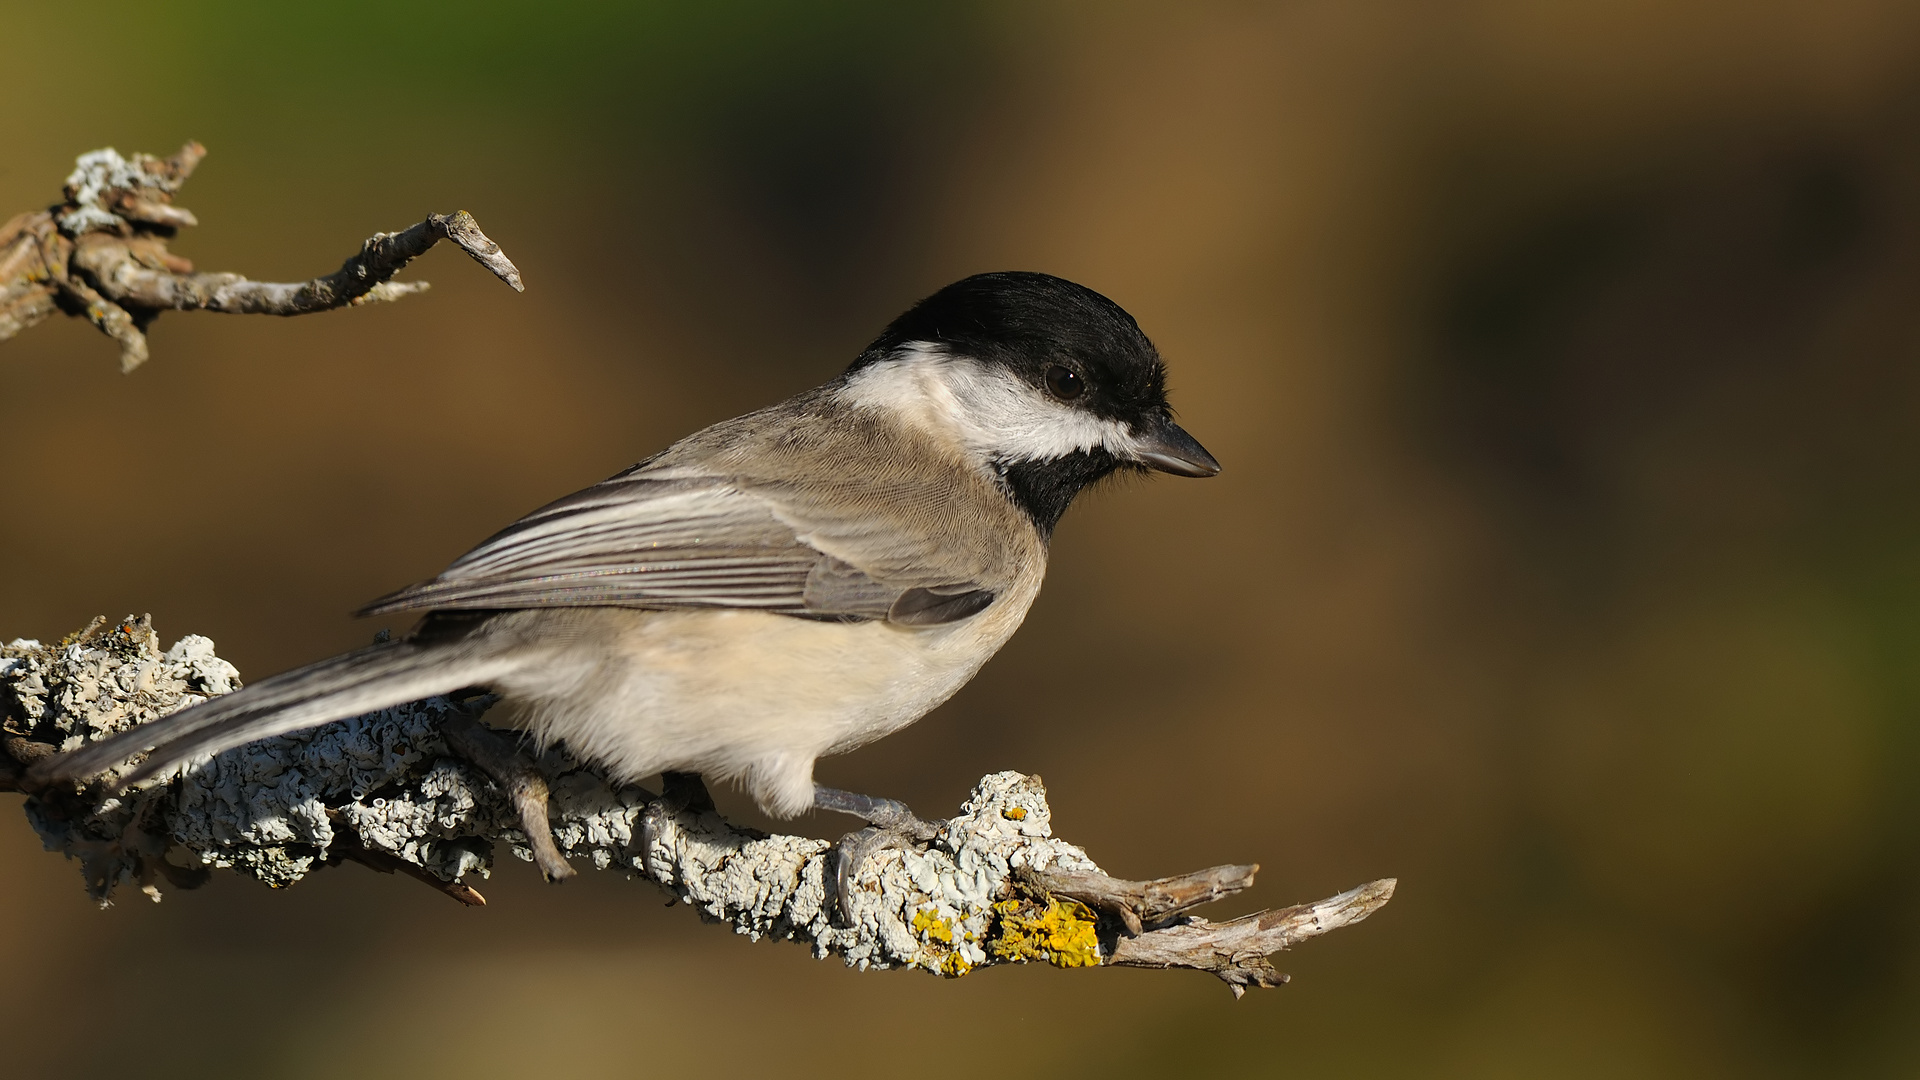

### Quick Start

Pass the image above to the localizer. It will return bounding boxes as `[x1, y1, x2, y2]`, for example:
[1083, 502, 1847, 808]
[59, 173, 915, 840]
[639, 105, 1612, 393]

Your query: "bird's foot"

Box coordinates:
[639, 771, 715, 885]
[813, 786, 944, 925]
[439, 713, 575, 882]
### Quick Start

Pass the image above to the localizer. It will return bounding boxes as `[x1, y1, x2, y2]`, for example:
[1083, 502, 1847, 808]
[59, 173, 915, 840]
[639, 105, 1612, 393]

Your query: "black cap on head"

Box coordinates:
[852, 271, 1169, 425]
[852, 271, 1217, 536]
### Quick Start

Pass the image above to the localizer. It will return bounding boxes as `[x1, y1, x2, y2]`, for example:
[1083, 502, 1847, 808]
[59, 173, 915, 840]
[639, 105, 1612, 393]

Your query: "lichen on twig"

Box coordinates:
[0, 143, 522, 372]
[1, 617, 1393, 993]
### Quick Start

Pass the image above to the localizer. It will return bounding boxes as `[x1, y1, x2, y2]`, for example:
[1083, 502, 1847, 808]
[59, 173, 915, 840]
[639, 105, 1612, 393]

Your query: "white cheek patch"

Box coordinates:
[842, 343, 1140, 465]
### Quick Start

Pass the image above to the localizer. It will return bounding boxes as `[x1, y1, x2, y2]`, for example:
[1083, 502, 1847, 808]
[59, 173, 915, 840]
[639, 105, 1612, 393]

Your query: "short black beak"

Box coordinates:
[1133, 416, 1221, 477]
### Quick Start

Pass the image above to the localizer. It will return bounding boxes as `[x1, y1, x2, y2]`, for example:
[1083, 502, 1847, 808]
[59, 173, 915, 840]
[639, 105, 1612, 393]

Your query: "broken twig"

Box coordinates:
[0, 143, 522, 371]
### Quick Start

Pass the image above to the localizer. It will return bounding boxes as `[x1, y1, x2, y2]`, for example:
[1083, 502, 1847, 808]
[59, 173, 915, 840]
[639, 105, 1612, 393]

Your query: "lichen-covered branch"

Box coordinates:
[1, 617, 1393, 993]
[0, 144, 523, 372]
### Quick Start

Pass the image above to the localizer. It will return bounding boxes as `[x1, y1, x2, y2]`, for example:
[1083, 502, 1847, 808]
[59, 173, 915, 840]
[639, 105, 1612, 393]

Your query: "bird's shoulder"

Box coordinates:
[630, 386, 1044, 582]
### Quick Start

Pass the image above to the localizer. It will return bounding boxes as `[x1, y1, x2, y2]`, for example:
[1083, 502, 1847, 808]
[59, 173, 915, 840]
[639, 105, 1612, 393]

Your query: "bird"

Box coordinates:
[34, 270, 1219, 896]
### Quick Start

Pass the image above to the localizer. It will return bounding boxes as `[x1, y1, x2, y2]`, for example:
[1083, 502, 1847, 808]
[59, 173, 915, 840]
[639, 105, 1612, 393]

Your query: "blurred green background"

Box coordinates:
[5, 1, 1920, 1076]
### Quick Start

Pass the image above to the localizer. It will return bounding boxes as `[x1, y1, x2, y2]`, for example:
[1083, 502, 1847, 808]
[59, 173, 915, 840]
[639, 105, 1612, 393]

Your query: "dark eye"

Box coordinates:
[1044, 364, 1085, 401]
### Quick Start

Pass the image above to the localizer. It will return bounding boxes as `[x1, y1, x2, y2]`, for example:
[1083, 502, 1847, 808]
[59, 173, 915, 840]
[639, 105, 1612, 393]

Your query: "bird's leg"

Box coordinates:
[813, 785, 945, 925]
[660, 770, 716, 814]
[438, 713, 575, 882]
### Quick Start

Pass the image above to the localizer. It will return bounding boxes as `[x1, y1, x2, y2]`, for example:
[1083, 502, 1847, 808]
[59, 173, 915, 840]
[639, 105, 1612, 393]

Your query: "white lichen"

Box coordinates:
[58, 148, 182, 236]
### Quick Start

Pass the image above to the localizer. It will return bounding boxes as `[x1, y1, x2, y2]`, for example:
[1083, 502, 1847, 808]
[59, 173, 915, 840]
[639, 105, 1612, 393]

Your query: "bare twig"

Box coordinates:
[327, 824, 488, 907]
[0, 143, 522, 371]
[1107, 879, 1397, 997]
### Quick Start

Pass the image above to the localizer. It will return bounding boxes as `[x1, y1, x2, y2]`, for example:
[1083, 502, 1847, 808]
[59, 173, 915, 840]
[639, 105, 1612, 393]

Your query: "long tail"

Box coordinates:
[33, 635, 515, 790]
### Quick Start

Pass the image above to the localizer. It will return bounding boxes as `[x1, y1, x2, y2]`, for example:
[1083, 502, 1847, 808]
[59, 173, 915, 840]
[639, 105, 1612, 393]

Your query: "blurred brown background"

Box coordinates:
[6, 1, 1920, 1076]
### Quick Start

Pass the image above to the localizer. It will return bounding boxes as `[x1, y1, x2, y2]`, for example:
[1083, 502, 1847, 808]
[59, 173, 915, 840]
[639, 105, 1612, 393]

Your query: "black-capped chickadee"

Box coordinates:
[38, 271, 1219, 855]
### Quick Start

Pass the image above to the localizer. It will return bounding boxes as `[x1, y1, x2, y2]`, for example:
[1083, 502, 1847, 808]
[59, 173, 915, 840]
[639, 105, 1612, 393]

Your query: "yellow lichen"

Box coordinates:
[912, 908, 973, 978]
[988, 897, 1102, 968]
[912, 907, 955, 945]
[1001, 806, 1027, 821]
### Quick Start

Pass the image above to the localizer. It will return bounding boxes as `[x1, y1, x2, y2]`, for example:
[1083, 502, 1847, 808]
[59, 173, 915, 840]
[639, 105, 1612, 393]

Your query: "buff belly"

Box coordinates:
[487, 580, 1038, 817]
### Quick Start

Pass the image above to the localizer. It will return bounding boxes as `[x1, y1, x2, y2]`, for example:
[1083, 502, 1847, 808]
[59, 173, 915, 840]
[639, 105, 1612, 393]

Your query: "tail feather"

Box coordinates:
[35, 638, 511, 789]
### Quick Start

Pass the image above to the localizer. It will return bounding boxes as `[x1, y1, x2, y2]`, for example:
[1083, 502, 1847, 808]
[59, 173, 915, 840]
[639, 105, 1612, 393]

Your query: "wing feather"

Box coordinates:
[358, 473, 988, 622]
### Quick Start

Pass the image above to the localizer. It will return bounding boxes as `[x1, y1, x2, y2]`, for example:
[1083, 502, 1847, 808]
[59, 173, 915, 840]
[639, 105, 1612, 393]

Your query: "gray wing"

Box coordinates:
[358, 472, 992, 624]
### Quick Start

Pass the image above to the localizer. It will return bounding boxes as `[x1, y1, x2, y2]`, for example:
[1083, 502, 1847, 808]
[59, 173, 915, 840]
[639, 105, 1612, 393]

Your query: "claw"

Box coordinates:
[438, 714, 574, 882]
[638, 802, 668, 884]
